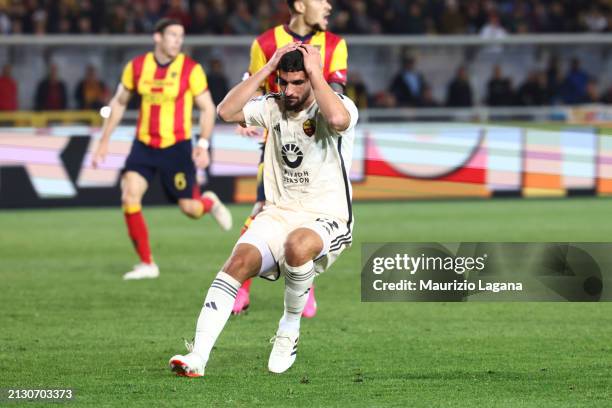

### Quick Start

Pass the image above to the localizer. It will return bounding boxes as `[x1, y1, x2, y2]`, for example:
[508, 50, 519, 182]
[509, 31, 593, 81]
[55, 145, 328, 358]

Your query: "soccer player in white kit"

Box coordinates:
[169, 42, 358, 376]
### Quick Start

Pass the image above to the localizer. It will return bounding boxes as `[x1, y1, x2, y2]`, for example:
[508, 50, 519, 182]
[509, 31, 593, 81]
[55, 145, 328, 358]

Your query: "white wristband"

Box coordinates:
[197, 138, 210, 149]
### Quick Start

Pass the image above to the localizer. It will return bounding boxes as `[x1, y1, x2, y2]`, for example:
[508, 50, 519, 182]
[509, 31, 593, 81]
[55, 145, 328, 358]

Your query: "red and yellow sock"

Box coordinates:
[200, 196, 214, 213]
[192, 196, 215, 218]
[123, 204, 152, 264]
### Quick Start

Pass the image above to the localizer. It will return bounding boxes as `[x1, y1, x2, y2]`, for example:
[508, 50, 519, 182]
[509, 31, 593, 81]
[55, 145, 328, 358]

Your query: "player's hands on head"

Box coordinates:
[297, 44, 323, 77]
[192, 146, 210, 169]
[264, 42, 301, 74]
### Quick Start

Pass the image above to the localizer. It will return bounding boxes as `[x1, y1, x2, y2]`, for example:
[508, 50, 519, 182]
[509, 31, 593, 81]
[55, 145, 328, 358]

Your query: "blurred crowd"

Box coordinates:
[0, 0, 611, 35]
[1, 54, 611, 112]
[0, 63, 111, 111]
[0, 59, 230, 111]
[352, 55, 612, 109]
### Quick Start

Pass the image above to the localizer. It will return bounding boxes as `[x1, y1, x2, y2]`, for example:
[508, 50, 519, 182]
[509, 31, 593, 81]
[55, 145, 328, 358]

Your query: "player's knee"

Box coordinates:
[284, 232, 318, 267]
[121, 190, 141, 207]
[224, 256, 254, 282]
[121, 175, 145, 205]
[223, 246, 261, 282]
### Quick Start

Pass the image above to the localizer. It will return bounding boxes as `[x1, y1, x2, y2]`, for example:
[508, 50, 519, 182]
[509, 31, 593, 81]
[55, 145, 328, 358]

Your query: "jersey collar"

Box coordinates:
[283, 24, 317, 42]
[151, 52, 178, 68]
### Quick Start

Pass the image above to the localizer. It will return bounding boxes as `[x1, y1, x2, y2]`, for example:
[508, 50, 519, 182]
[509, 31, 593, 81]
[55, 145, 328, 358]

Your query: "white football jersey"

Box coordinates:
[243, 92, 358, 227]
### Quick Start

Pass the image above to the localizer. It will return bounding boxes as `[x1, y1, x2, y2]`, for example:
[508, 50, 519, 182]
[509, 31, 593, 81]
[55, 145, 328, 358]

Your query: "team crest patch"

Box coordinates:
[170, 71, 178, 78]
[303, 119, 316, 137]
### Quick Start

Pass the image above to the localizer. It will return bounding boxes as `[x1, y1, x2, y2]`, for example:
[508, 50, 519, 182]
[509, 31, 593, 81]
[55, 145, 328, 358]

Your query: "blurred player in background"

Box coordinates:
[92, 18, 232, 280]
[233, 0, 348, 316]
[170, 43, 357, 377]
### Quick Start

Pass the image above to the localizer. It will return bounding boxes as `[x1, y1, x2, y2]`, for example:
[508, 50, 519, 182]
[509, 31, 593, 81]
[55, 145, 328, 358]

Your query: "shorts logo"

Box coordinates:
[281, 143, 304, 169]
[303, 119, 316, 137]
[316, 217, 339, 234]
[174, 172, 187, 190]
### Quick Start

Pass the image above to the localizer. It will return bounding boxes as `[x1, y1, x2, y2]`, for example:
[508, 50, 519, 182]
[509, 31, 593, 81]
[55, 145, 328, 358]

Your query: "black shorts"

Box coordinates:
[123, 140, 198, 201]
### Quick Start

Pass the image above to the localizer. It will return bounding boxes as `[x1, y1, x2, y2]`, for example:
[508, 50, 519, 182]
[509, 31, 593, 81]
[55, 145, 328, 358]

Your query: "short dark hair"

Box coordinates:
[278, 50, 305, 73]
[286, 0, 296, 12]
[154, 18, 183, 34]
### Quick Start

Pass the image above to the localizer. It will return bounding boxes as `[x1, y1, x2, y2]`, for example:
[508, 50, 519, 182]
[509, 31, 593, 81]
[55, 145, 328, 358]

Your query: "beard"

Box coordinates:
[283, 92, 310, 111]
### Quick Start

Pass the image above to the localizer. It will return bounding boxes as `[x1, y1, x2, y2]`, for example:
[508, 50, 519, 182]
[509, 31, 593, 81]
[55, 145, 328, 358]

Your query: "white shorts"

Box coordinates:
[236, 206, 353, 280]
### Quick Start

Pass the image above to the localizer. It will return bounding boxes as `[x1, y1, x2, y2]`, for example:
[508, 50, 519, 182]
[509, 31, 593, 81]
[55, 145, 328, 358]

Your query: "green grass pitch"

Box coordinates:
[1, 198, 611, 407]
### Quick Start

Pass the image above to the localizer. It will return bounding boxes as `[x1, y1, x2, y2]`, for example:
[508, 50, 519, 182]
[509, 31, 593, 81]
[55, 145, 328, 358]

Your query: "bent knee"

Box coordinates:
[121, 185, 141, 204]
[121, 174, 146, 205]
[223, 246, 262, 282]
[284, 236, 303, 262]
[284, 231, 321, 267]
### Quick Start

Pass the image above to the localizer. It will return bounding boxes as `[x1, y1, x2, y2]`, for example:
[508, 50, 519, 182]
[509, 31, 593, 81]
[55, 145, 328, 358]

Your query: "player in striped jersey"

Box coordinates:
[233, 0, 348, 317]
[92, 18, 232, 280]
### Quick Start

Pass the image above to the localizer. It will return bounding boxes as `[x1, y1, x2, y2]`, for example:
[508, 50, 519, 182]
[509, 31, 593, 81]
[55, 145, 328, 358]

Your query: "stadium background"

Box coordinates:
[3, 1, 612, 207]
[2, 0, 612, 406]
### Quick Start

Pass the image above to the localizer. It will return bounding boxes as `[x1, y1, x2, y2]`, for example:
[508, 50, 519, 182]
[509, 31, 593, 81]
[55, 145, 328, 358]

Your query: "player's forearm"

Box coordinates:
[217, 66, 273, 122]
[199, 105, 215, 141]
[310, 72, 350, 131]
[99, 99, 127, 143]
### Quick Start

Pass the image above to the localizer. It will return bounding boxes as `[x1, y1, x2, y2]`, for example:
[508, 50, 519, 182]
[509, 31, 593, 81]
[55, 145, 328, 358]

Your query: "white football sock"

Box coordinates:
[193, 271, 240, 363]
[279, 260, 315, 333]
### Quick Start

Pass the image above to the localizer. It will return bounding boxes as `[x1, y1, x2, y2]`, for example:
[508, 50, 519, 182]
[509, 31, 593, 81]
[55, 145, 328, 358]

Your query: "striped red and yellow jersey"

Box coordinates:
[121, 52, 208, 149]
[249, 24, 348, 93]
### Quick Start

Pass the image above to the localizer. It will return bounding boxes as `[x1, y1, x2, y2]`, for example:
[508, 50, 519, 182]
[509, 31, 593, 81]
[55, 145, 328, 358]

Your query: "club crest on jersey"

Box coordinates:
[302, 119, 316, 137]
[281, 143, 304, 169]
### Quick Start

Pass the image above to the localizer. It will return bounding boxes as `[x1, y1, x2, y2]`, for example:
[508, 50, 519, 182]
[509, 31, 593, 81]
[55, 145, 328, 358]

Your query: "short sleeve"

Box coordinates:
[335, 93, 359, 137]
[242, 96, 268, 128]
[248, 39, 268, 76]
[121, 61, 134, 91]
[327, 39, 348, 85]
[189, 64, 208, 96]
